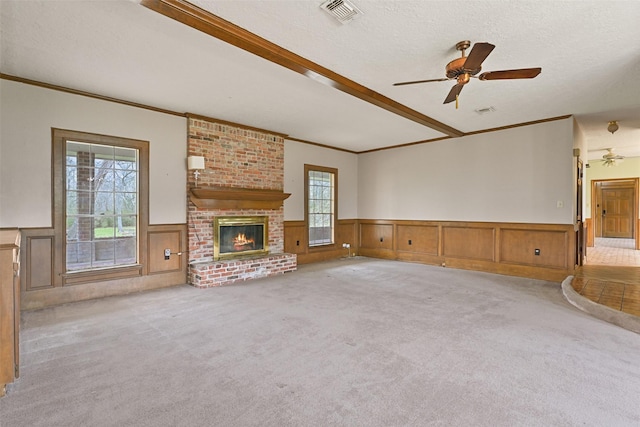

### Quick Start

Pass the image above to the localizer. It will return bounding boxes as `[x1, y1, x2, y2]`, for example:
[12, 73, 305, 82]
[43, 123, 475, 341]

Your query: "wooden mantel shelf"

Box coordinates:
[189, 187, 291, 210]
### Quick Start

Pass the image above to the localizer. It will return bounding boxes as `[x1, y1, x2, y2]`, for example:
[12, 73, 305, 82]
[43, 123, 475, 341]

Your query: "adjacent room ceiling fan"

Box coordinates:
[601, 148, 625, 167]
[393, 41, 542, 107]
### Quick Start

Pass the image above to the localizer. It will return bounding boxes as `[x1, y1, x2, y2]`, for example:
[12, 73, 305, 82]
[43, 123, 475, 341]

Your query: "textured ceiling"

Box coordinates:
[1, 0, 639, 160]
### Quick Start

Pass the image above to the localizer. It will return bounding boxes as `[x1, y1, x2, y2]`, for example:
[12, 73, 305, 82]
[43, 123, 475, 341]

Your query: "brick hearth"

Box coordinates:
[190, 254, 296, 288]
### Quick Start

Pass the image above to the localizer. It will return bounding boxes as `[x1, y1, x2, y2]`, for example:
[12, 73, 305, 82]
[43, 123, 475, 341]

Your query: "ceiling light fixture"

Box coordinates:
[601, 148, 624, 167]
[607, 121, 619, 134]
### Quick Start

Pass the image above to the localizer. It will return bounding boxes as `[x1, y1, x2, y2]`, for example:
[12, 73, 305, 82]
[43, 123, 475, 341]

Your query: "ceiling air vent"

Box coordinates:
[474, 106, 496, 115]
[320, 0, 363, 24]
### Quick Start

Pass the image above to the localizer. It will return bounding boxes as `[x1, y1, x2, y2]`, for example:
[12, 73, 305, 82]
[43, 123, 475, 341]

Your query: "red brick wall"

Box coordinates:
[187, 117, 286, 263]
[188, 118, 283, 190]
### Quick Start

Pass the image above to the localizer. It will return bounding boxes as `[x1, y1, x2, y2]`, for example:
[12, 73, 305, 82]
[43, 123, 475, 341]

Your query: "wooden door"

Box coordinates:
[602, 188, 634, 238]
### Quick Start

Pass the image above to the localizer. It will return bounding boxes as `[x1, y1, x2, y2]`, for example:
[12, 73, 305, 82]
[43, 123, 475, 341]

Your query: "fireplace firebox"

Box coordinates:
[213, 216, 269, 260]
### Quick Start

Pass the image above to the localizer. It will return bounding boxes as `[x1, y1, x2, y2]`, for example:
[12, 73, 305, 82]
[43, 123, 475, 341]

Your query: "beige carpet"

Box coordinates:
[1, 257, 639, 426]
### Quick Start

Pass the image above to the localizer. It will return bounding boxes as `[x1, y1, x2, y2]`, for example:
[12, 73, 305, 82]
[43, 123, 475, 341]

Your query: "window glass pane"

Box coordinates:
[67, 242, 93, 270]
[95, 169, 115, 192]
[65, 140, 138, 271]
[75, 165, 94, 191]
[114, 147, 137, 169]
[307, 168, 336, 247]
[321, 186, 331, 200]
[66, 191, 78, 215]
[115, 237, 136, 264]
[116, 216, 137, 237]
[66, 167, 77, 190]
[115, 170, 137, 192]
[95, 191, 115, 215]
[66, 217, 79, 240]
[75, 190, 93, 214]
[94, 239, 115, 264]
[66, 142, 85, 165]
[75, 216, 94, 242]
[116, 193, 137, 215]
[94, 223, 115, 239]
[92, 144, 114, 169]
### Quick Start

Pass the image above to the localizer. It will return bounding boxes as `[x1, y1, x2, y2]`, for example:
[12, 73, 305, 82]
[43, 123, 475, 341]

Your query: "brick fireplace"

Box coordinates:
[187, 115, 296, 287]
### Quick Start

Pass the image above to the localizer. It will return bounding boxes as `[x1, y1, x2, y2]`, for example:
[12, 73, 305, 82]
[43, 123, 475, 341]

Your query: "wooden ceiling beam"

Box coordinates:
[140, 0, 464, 138]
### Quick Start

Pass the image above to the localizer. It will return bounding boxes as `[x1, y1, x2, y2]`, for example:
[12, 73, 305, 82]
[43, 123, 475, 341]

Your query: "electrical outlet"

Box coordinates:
[342, 243, 350, 248]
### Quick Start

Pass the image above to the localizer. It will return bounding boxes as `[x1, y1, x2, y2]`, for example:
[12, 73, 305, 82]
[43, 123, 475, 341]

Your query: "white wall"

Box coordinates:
[0, 79, 579, 227]
[584, 156, 640, 219]
[284, 140, 358, 221]
[0, 80, 187, 227]
[358, 118, 575, 224]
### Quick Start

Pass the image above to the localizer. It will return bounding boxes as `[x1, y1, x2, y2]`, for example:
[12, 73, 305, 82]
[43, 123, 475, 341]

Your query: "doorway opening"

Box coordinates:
[587, 178, 640, 266]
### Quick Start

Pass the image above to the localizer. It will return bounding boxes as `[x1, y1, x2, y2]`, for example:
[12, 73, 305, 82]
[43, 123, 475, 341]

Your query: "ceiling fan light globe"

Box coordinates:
[607, 121, 619, 134]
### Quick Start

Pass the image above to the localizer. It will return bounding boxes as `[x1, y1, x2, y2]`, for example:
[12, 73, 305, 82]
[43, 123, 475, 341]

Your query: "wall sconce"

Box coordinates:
[607, 121, 619, 134]
[187, 156, 205, 187]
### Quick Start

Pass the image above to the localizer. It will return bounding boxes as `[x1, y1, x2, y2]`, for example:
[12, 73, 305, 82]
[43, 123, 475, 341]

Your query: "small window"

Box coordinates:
[305, 164, 337, 247]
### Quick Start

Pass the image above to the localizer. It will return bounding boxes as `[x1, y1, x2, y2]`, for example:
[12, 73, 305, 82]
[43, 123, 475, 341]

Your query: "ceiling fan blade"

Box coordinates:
[444, 84, 463, 104]
[393, 78, 450, 86]
[463, 42, 495, 71]
[479, 68, 542, 80]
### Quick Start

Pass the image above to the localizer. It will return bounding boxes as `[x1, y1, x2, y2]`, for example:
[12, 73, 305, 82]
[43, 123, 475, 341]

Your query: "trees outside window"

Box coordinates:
[65, 142, 138, 271]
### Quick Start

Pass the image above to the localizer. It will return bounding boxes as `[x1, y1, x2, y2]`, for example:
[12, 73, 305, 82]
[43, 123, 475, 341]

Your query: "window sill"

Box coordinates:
[61, 264, 143, 286]
[308, 244, 338, 252]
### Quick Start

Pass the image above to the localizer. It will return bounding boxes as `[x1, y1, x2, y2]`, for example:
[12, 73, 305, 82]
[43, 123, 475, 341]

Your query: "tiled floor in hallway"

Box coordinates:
[585, 238, 640, 266]
[573, 238, 640, 318]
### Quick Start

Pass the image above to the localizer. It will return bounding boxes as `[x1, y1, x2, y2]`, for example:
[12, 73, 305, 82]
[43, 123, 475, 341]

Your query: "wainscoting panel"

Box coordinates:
[148, 225, 188, 274]
[336, 220, 358, 251]
[283, 221, 306, 255]
[356, 219, 575, 282]
[396, 224, 438, 255]
[284, 220, 357, 264]
[20, 224, 188, 310]
[442, 226, 495, 261]
[359, 223, 394, 251]
[26, 236, 54, 290]
[21, 229, 55, 291]
[500, 228, 568, 269]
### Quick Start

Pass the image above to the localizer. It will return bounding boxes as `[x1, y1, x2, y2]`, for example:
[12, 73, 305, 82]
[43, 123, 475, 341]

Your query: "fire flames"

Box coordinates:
[233, 233, 255, 251]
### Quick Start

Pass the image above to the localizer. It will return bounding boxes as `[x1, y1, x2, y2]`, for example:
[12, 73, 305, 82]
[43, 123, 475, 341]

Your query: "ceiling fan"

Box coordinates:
[393, 41, 542, 107]
[601, 148, 625, 167]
